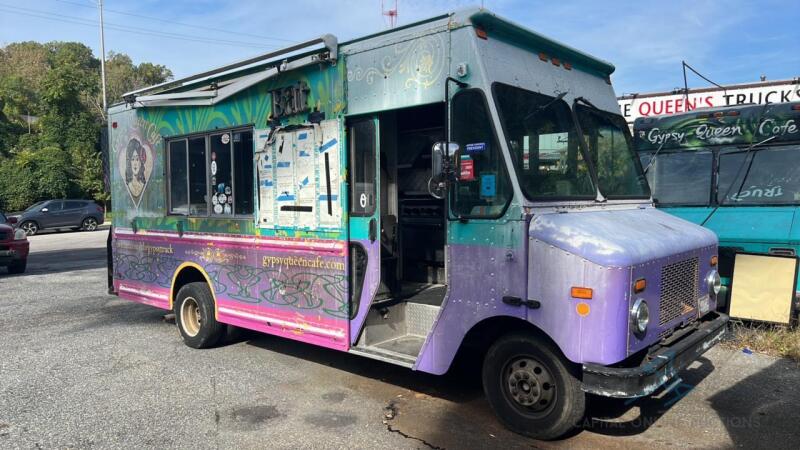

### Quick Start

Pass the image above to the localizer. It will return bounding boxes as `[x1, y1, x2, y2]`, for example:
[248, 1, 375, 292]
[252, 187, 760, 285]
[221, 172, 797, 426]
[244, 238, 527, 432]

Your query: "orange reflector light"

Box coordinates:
[634, 278, 646, 293]
[538, 52, 549, 62]
[727, 111, 740, 116]
[576, 302, 590, 317]
[475, 27, 488, 40]
[551, 57, 561, 67]
[710, 255, 718, 266]
[571, 287, 593, 299]
[793, 104, 800, 111]
[563, 61, 572, 70]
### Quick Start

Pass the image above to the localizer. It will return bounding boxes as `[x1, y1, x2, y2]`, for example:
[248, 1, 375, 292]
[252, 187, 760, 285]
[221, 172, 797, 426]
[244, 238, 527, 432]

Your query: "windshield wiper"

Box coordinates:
[700, 134, 776, 226]
[524, 91, 567, 122]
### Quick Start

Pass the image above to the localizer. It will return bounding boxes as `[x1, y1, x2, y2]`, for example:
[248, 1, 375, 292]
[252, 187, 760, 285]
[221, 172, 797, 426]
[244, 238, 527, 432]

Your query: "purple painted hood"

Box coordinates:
[529, 206, 717, 267]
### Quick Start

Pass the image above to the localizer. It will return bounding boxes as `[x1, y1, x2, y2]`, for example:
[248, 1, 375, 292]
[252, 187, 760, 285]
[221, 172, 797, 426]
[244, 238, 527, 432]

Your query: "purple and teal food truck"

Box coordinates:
[107, 8, 728, 440]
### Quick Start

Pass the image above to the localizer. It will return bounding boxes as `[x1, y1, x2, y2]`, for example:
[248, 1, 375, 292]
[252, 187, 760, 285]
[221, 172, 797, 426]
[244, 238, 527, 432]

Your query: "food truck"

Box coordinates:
[107, 8, 727, 439]
[634, 101, 800, 315]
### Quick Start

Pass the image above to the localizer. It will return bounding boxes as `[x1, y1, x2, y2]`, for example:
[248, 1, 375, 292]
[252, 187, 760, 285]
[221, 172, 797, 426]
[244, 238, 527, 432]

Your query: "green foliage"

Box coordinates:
[0, 41, 171, 211]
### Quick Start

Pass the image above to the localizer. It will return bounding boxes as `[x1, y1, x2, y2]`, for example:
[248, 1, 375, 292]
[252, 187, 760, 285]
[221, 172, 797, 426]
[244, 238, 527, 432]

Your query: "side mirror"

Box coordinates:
[430, 142, 459, 199]
[431, 142, 459, 178]
[7, 216, 17, 225]
[41, 208, 49, 213]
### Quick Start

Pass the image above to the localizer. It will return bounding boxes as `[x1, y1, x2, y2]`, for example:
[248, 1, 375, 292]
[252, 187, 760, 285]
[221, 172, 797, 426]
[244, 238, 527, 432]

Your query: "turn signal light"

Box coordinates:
[710, 255, 718, 266]
[633, 278, 646, 293]
[571, 287, 593, 299]
[475, 28, 488, 40]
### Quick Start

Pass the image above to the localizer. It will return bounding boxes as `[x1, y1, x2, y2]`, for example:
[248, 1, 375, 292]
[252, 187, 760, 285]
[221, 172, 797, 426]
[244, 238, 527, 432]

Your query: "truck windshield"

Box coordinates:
[493, 83, 595, 200]
[493, 83, 650, 200]
[717, 145, 800, 205]
[640, 151, 713, 205]
[575, 105, 650, 199]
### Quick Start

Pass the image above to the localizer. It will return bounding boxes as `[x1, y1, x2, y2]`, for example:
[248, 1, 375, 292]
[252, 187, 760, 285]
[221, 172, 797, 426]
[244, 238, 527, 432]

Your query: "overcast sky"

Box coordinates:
[1, 0, 798, 95]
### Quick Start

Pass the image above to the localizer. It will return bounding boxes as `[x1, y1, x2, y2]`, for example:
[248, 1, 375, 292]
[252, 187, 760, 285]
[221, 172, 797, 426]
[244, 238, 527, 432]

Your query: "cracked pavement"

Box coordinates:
[1, 229, 798, 449]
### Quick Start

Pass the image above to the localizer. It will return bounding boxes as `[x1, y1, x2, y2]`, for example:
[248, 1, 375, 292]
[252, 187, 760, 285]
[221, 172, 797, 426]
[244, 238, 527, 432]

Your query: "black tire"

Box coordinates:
[20, 221, 38, 236]
[482, 332, 586, 440]
[8, 259, 26, 274]
[81, 217, 99, 231]
[174, 282, 224, 349]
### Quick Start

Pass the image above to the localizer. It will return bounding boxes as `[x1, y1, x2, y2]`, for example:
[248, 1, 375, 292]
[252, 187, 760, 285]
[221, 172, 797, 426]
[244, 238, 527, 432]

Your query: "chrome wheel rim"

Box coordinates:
[84, 218, 98, 231]
[180, 297, 202, 337]
[22, 222, 37, 235]
[503, 356, 557, 416]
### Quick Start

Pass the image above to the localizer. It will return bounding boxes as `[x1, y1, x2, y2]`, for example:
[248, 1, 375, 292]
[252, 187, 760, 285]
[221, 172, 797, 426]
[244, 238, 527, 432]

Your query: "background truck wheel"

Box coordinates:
[8, 259, 27, 274]
[20, 221, 38, 236]
[482, 332, 586, 440]
[81, 217, 98, 231]
[174, 282, 224, 349]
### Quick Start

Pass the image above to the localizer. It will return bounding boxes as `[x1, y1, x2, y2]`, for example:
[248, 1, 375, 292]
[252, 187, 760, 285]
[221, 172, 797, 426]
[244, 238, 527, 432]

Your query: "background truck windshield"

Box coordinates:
[718, 145, 800, 205]
[641, 151, 713, 205]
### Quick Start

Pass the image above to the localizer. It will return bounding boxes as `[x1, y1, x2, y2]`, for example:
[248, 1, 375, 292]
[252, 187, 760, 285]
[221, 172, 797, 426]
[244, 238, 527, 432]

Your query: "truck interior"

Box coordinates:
[352, 102, 448, 366]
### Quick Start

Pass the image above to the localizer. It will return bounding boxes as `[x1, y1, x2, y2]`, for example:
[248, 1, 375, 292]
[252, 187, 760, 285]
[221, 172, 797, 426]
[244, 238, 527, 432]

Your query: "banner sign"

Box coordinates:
[619, 79, 800, 125]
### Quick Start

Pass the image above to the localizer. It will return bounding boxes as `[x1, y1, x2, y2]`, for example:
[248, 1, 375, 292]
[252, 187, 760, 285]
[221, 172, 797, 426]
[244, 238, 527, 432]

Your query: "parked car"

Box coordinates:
[0, 211, 29, 274]
[12, 200, 105, 236]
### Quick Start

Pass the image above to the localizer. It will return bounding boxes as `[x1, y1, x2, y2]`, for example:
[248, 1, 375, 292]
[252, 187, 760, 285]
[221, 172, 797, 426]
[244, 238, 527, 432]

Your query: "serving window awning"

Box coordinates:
[123, 35, 338, 108]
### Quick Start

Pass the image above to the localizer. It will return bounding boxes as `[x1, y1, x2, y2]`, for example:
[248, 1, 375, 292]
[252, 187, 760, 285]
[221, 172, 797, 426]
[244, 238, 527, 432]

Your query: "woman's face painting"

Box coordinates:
[130, 148, 142, 175]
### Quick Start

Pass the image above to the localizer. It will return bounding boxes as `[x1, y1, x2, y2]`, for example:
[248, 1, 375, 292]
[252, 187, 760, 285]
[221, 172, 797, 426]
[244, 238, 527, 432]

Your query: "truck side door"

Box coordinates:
[347, 117, 381, 343]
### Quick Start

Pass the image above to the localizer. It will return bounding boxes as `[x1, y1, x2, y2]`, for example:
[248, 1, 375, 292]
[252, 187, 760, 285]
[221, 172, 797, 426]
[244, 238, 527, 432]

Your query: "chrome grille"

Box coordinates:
[659, 257, 699, 326]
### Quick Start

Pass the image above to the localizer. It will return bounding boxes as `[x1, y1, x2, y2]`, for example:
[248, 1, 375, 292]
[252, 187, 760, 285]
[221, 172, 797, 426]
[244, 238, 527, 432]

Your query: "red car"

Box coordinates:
[0, 211, 29, 274]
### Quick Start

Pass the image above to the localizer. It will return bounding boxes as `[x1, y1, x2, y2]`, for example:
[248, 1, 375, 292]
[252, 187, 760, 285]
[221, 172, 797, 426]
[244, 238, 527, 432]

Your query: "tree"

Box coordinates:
[0, 41, 172, 210]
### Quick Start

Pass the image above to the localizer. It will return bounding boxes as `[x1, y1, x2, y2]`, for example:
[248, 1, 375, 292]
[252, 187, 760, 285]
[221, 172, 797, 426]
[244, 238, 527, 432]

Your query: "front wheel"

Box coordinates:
[81, 217, 99, 231]
[482, 332, 586, 440]
[20, 221, 38, 236]
[174, 282, 224, 349]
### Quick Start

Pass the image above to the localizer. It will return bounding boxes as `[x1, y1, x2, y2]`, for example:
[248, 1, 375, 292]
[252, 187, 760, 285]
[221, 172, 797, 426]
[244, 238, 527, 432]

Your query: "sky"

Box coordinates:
[0, 0, 798, 95]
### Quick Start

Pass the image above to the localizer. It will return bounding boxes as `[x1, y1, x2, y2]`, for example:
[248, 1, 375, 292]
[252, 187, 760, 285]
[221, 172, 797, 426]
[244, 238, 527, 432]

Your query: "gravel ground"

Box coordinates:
[0, 229, 798, 449]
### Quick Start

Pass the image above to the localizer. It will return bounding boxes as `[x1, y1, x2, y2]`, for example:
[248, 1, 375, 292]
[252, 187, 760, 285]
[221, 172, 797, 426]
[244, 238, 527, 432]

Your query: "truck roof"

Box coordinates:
[116, 7, 615, 107]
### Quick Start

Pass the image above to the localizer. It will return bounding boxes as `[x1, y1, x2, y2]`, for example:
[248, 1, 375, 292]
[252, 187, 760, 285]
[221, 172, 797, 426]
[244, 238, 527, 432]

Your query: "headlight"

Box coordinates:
[630, 298, 650, 335]
[706, 270, 721, 297]
[14, 229, 27, 241]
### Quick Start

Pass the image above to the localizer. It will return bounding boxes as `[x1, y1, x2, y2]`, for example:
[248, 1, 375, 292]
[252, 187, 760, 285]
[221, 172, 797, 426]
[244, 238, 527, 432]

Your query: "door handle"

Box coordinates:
[369, 218, 377, 243]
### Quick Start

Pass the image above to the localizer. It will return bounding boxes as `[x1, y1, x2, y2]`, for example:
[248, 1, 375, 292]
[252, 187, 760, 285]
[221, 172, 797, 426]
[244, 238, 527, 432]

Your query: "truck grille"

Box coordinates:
[659, 257, 699, 326]
[0, 231, 8, 241]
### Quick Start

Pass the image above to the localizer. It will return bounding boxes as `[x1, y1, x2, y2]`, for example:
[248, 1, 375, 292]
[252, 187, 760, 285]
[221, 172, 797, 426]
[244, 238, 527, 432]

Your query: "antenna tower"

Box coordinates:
[382, 0, 398, 28]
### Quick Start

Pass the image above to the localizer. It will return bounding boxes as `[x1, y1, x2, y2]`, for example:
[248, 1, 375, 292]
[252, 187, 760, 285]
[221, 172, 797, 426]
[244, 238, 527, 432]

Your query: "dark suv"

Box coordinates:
[13, 200, 105, 236]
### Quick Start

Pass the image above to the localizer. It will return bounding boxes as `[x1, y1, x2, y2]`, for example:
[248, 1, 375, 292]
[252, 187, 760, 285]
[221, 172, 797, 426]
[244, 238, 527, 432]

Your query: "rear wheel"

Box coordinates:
[81, 217, 99, 231]
[483, 332, 586, 440]
[8, 259, 26, 274]
[174, 282, 224, 349]
[20, 221, 38, 236]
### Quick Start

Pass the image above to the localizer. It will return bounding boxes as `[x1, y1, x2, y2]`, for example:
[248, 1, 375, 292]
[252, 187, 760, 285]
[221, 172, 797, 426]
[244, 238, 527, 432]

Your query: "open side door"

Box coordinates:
[347, 117, 381, 343]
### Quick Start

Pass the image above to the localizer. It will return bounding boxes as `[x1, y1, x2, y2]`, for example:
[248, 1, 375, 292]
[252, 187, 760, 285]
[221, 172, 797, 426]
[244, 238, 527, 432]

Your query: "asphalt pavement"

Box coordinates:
[0, 229, 798, 449]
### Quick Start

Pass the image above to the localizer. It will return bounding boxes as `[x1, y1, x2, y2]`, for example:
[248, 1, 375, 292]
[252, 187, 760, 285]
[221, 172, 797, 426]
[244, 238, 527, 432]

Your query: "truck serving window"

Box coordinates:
[167, 129, 254, 217]
[718, 145, 800, 205]
[642, 151, 713, 205]
[450, 89, 512, 217]
[576, 105, 650, 199]
[493, 83, 595, 200]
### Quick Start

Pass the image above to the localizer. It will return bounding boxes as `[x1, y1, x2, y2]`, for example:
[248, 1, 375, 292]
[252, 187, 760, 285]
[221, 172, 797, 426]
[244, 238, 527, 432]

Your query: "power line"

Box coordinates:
[51, 0, 296, 44]
[0, 4, 276, 49]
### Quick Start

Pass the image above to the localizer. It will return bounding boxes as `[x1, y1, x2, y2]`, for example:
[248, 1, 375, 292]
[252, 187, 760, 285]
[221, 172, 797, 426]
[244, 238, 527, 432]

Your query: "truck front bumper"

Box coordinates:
[582, 312, 729, 398]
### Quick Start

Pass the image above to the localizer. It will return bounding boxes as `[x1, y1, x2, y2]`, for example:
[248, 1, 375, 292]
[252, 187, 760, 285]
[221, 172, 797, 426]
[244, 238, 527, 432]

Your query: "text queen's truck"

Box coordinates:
[107, 8, 728, 439]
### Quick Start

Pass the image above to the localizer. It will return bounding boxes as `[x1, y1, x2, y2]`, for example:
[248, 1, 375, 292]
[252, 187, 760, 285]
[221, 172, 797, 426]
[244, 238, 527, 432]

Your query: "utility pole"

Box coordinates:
[98, 0, 108, 118]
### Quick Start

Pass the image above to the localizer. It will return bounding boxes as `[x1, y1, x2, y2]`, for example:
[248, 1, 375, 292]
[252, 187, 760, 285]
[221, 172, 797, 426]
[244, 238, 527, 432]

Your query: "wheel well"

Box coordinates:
[171, 266, 209, 309]
[452, 316, 562, 369]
